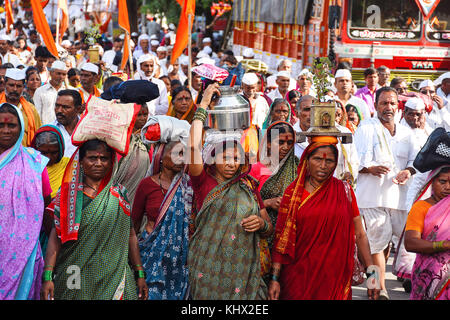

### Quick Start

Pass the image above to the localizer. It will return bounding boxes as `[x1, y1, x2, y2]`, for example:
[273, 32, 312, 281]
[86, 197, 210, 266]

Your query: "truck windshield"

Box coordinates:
[426, 1, 450, 42]
[348, 0, 421, 41]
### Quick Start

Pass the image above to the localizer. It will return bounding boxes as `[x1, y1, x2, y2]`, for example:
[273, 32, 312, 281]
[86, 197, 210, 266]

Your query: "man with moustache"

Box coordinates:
[354, 87, 417, 300]
[51, 89, 82, 158]
[0, 68, 41, 146]
[241, 72, 269, 129]
[33, 60, 68, 125]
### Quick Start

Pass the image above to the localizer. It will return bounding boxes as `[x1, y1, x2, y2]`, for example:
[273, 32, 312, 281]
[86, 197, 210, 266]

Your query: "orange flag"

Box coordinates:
[30, 0, 59, 58]
[118, 0, 131, 71]
[5, 0, 14, 33]
[58, 0, 69, 42]
[171, 0, 196, 65]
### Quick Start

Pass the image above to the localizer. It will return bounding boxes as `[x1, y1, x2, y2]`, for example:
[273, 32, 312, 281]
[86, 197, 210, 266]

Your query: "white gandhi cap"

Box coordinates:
[335, 69, 352, 80]
[418, 79, 435, 90]
[276, 71, 291, 79]
[51, 60, 68, 71]
[81, 62, 99, 75]
[405, 97, 425, 111]
[5, 68, 25, 81]
[242, 73, 259, 85]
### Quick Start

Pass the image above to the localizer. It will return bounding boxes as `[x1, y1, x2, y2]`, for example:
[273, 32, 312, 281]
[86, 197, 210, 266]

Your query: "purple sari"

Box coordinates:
[410, 195, 450, 300]
[0, 104, 48, 299]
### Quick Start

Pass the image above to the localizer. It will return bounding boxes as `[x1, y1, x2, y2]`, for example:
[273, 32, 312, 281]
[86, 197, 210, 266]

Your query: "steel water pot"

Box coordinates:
[205, 86, 251, 131]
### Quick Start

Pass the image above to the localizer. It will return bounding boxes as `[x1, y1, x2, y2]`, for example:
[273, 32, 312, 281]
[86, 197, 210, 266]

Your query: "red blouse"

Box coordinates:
[131, 176, 167, 226]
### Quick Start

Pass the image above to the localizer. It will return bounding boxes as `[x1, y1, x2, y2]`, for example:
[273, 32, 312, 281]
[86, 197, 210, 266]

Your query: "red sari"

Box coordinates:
[272, 140, 357, 300]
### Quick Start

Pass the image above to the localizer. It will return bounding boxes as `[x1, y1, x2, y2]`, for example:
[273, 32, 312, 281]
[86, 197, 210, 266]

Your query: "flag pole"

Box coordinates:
[128, 32, 134, 78]
[56, 7, 61, 45]
[188, 13, 192, 90]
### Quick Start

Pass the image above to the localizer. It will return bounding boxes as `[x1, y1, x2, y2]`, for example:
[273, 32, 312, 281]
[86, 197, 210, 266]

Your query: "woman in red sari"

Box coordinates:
[268, 136, 379, 300]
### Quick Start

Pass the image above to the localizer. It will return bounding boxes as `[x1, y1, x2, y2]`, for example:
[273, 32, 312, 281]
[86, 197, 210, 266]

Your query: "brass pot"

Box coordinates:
[87, 46, 100, 63]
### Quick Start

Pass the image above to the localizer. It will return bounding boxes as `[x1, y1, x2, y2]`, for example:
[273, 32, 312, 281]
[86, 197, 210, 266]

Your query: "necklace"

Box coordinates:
[84, 182, 98, 193]
[159, 172, 166, 195]
[307, 178, 320, 190]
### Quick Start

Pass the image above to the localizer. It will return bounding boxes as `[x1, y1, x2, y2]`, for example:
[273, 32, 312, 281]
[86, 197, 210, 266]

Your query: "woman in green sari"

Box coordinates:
[40, 139, 148, 300]
[249, 121, 299, 250]
[187, 83, 274, 300]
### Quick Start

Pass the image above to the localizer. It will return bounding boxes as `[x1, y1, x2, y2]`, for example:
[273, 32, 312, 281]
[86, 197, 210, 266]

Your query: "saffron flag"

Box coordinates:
[30, 0, 59, 58]
[58, 0, 69, 42]
[171, 0, 195, 65]
[5, 0, 14, 33]
[118, 0, 131, 70]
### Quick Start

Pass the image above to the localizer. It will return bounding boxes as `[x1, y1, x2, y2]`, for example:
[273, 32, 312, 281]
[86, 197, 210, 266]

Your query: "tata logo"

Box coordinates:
[411, 61, 434, 69]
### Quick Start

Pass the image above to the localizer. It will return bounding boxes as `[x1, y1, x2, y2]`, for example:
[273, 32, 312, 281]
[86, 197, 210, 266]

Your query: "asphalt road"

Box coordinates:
[352, 254, 410, 300]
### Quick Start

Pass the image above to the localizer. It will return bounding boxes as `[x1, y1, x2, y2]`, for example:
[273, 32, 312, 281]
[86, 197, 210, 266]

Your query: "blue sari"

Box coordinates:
[138, 169, 193, 300]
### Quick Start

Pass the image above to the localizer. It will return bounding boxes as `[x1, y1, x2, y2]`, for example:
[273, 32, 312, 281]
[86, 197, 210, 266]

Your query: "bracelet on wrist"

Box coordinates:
[42, 270, 53, 282]
[134, 270, 147, 280]
[270, 274, 279, 282]
[259, 219, 269, 234]
[433, 240, 445, 252]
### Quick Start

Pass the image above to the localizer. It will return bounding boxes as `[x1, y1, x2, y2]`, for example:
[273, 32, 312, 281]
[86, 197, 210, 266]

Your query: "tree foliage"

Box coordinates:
[140, 0, 215, 24]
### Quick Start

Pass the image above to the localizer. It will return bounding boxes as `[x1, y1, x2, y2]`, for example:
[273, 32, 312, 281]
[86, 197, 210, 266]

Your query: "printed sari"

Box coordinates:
[138, 142, 194, 300]
[114, 134, 150, 205]
[0, 104, 48, 300]
[410, 195, 450, 300]
[50, 147, 137, 300]
[272, 138, 356, 300]
[254, 121, 299, 249]
[394, 166, 449, 283]
[187, 172, 267, 300]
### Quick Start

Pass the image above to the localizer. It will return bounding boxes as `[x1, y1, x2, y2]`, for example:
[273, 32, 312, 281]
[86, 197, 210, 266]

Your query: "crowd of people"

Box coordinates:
[0, 17, 449, 301]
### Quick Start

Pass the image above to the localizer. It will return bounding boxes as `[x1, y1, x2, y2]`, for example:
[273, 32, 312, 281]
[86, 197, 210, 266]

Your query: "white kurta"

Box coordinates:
[133, 74, 168, 116]
[51, 119, 79, 159]
[33, 82, 66, 125]
[250, 94, 270, 129]
[354, 117, 416, 211]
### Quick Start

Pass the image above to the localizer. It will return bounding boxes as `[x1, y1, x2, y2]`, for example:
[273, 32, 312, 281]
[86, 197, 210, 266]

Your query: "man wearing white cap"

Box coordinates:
[400, 97, 432, 152]
[150, 40, 160, 56]
[156, 46, 167, 61]
[267, 71, 292, 102]
[0, 68, 42, 146]
[418, 78, 450, 131]
[78, 62, 102, 103]
[134, 54, 169, 115]
[133, 34, 151, 60]
[266, 59, 296, 95]
[241, 72, 270, 129]
[0, 34, 21, 67]
[436, 71, 450, 106]
[334, 69, 371, 121]
[33, 60, 68, 124]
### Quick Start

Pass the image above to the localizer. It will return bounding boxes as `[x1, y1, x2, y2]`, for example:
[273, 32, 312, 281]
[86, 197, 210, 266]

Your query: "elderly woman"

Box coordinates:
[187, 83, 273, 300]
[345, 104, 362, 133]
[404, 165, 450, 300]
[268, 136, 379, 300]
[0, 103, 52, 300]
[250, 121, 299, 250]
[132, 116, 192, 299]
[261, 98, 291, 135]
[40, 139, 148, 300]
[166, 85, 196, 123]
[30, 125, 70, 253]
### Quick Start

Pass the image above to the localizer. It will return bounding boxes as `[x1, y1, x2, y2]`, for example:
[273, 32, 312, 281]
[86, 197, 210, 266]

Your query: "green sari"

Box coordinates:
[187, 175, 267, 300]
[260, 149, 299, 249]
[51, 149, 137, 300]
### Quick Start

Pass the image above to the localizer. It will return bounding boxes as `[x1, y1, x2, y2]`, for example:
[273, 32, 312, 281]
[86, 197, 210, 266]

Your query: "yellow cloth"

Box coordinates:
[47, 157, 70, 198]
